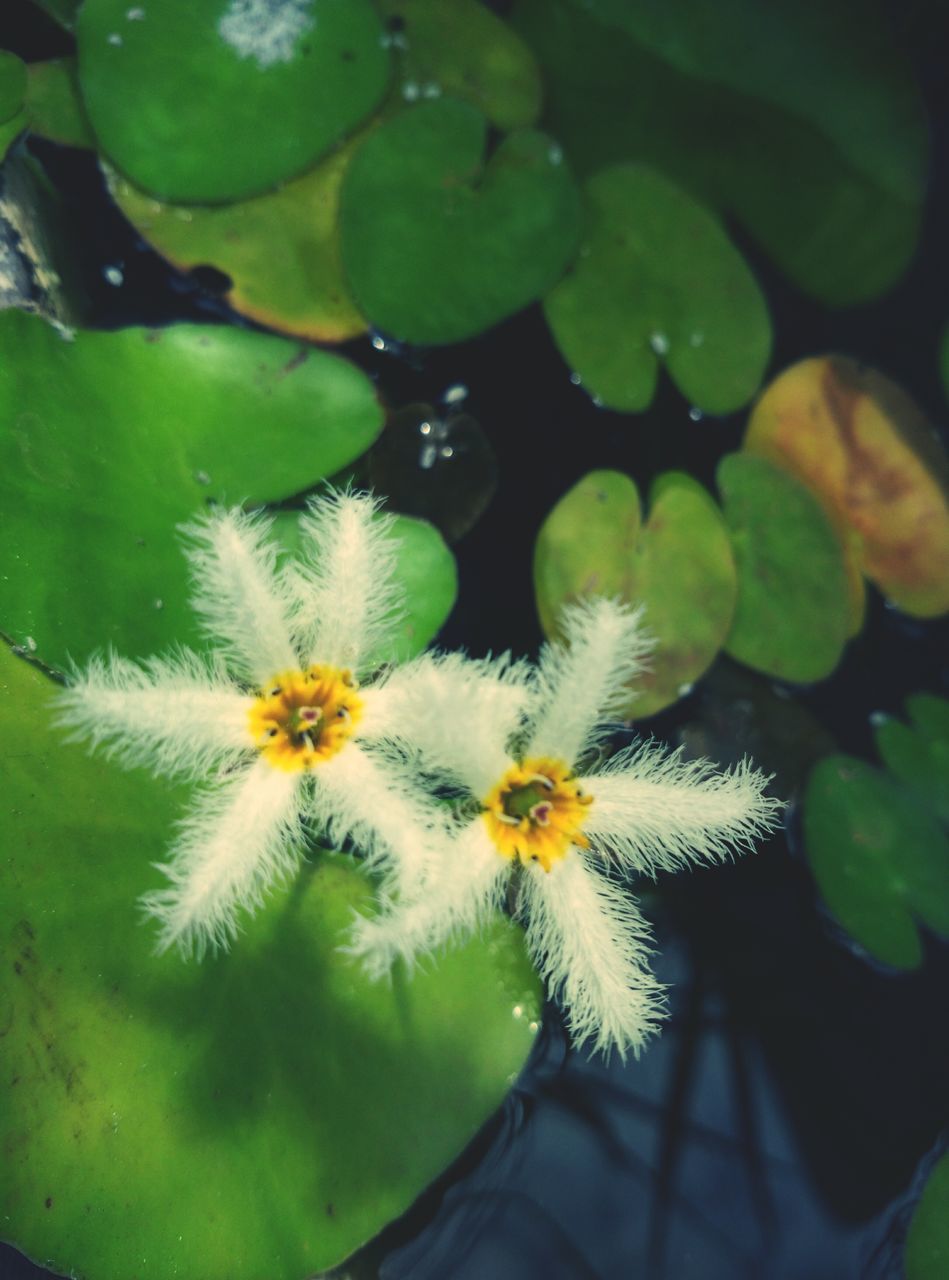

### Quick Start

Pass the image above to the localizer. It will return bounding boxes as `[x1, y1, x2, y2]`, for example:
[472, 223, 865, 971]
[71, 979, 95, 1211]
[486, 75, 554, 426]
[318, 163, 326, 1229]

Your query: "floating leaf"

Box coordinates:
[534, 469, 737, 718]
[906, 1152, 949, 1280]
[377, 0, 542, 130]
[24, 59, 95, 149]
[803, 754, 949, 969]
[717, 453, 850, 682]
[272, 508, 458, 664]
[874, 694, 949, 826]
[0, 645, 539, 1280]
[0, 309, 383, 670]
[744, 356, 949, 618]
[340, 97, 581, 344]
[109, 143, 366, 343]
[76, 0, 390, 202]
[513, 0, 926, 304]
[544, 164, 770, 413]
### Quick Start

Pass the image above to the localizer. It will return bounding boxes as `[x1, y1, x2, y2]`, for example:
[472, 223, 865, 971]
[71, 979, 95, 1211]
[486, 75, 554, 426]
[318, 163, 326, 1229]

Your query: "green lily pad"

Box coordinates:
[0, 309, 383, 671]
[874, 695, 949, 826]
[377, 0, 542, 130]
[108, 142, 366, 343]
[906, 1152, 949, 1280]
[0, 645, 540, 1280]
[718, 452, 851, 682]
[544, 164, 771, 413]
[534, 469, 737, 718]
[272, 508, 458, 664]
[513, 0, 925, 304]
[340, 97, 581, 344]
[77, 0, 391, 202]
[0, 50, 27, 122]
[803, 754, 949, 968]
[25, 59, 96, 150]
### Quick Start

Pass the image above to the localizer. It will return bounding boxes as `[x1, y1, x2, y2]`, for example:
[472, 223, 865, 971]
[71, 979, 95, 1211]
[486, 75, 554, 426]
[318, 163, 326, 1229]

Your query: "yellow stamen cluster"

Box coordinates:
[248, 666, 362, 772]
[483, 756, 593, 872]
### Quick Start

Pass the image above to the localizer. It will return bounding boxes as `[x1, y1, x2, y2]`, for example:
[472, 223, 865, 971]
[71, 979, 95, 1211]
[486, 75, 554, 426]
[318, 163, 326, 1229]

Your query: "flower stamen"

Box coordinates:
[248, 665, 362, 772]
[483, 757, 593, 872]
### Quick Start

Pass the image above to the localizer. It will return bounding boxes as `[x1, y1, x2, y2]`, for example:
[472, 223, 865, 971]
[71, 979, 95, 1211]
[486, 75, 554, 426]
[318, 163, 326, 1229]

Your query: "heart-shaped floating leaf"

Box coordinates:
[744, 356, 949, 618]
[25, 59, 96, 150]
[77, 0, 390, 202]
[340, 97, 581, 344]
[376, 0, 542, 130]
[874, 694, 949, 826]
[717, 452, 851, 682]
[272, 508, 458, 666]
[544, 164, 771, 414]
[512, 0, 926, 305]
[109, 145, 366, 343]
[0, 646, 540, 1280]
[906, 1152, 949, 1280]
[803, 754, 949, 968]
[534, 469, 737, 718]
[0, 310, 383, 670]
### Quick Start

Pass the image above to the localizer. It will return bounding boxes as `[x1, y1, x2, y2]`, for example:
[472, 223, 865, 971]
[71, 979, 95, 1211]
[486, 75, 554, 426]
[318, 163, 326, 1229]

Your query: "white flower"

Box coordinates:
[351, 597, 783, 1058]
[57, 490, 446, 958]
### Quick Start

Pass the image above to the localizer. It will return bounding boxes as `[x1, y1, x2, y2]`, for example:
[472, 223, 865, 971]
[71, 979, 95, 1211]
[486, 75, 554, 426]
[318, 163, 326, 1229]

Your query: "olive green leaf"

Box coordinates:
[24, 59, 96, 149]
[544, 164, 771, 413]
[534, 469, 737, 718]
[340, 97, 581, 344]
[77, 0, 391, 202]
[0, 309, 383, 670]
[718, 453, 851, 682]
[0, 645, 540, 1280]
[803, 754, 949, 969]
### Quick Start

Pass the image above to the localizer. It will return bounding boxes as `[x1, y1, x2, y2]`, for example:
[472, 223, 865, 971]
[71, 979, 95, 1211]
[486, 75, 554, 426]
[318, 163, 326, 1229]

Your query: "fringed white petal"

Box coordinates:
[345, 822, 508, 979]
[56, 649, 253, 780]
[359, 650, 530, 797]
[290, 490, 404, 674]
[182, 507, 297, 687]
[519, 850, 665, 1059]
[311, 741, 448, 900]
[141, 758, 303, 958]
[526, 597, 653, 767]
[584, 744, 783, 877]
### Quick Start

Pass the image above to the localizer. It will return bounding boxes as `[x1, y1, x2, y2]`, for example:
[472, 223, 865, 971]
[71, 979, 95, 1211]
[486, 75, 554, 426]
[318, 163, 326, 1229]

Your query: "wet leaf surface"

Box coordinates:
[339, 97, 581, 344]
[744, 356, 949, 618]
[76, 0, 390, 202]
[803, 754, 949, 969]
[717, 453, 851, 683]
[534, 469, 736, 718]
[544, 164, 771, 413]
[513, 0, 926, 304]
[0, 645, 540, 1280]
[0, 309, 383, 670]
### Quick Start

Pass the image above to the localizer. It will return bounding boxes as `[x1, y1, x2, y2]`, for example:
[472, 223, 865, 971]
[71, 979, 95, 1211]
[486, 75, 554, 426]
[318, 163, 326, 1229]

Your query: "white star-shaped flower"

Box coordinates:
[58, 490, 445, 957]
[352, 597, 783, 1058]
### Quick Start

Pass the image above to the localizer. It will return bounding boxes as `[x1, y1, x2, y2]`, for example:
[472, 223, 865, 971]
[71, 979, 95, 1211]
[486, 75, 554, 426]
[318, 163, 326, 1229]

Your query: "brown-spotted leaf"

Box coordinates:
[744, 356, 949, 618]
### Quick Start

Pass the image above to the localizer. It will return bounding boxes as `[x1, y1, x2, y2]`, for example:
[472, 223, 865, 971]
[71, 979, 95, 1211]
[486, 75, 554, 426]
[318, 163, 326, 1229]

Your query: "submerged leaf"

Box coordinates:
[340, 97, 581, 344]
[744, 356, 949, 618]
[544, 164, 771, 413]
[534, 469, 737, 717]
[0, 645, 540, 1280]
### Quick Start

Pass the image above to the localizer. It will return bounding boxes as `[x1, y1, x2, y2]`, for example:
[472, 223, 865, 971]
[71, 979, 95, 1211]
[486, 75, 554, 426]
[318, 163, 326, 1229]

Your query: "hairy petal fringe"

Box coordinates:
[56, 648, 253, 780]
[141, 759, 304, 958]
[526, 597, 653, 767]
[519, 851, 665, 1060]
[584, 745, 783, 877]
[182, 507, 297, 686]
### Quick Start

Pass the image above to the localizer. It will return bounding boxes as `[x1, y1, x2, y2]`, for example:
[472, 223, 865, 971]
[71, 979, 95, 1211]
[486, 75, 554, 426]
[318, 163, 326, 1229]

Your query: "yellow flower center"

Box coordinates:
[483, 757, 593, 872]
[247, 666, 363, 772]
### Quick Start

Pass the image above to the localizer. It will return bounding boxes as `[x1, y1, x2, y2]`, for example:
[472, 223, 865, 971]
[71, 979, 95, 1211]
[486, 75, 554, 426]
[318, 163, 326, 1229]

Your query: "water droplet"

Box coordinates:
[443, 382, 468, 406]
[569, 371, 582, 386]
[869, 710, 890, 727]
[548, 143, 563, 165]
[24, 635, 37, 652]
[194, 469, 211, 485]
[126, 5, 146, 18]
[528, 1020, 539, 1034]
[688, 406, 703, 422]
[440, 445, 454, 460]
[649, 330, 670, 355]
[402, 79, 420, 102]
[422, 81, 442, 99]
[380, 30, 409, 51]
[371, 334, 387, 351]
[107, 32, 123, 45]
[677, 681, 694, 697]
[418, 420, 432, 435]
[153, 598, 164, 610]
[419, 443, 437, 470]
[103, 265, 124, 287]
[512, 1004, 524, 1020]
[173, 209, 193, 223]
[591, 393, 604, 408]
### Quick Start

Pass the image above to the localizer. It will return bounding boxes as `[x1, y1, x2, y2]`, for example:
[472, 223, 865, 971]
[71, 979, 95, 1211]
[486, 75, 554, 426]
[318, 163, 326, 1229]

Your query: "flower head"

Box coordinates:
[351, 597, 783, 1058]
[57, 490, 444, 957]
